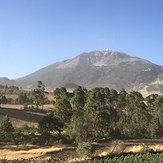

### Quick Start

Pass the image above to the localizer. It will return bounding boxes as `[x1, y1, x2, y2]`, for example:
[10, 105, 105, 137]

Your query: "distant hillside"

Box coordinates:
[0, 77, 16, 86]
[0, 50, 163, 95]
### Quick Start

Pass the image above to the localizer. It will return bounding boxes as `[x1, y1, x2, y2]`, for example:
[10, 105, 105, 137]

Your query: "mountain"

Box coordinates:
[0, 77, 16, 86]
[1, 50, 163, 95]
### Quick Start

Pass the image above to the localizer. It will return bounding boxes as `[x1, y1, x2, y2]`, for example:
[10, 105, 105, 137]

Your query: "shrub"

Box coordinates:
[0, 116, 15, 142]
[76, 142, 95, 158]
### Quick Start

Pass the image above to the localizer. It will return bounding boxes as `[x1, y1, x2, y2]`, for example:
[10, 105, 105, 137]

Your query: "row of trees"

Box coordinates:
[0, 81, 50, 107]
[0, 85, 19, 94]
[40, 86, 163, 144]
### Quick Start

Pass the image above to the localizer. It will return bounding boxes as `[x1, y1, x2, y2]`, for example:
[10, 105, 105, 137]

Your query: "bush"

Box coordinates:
[13, 125, 39, 145]
[0, 116, 15, 142]
[76, 142, 95, 158]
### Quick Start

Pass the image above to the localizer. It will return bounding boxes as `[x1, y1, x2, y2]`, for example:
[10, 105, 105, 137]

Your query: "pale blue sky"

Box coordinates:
[0, 0, 163, 79]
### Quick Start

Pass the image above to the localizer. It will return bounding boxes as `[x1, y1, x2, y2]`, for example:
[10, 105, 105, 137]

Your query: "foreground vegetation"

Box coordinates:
[0, 81, 163, 143]
[0, 152, 162, 162]
[52, 85, 163, 143]
[0, 81, 163, 160]
[74, 152, 163, 163]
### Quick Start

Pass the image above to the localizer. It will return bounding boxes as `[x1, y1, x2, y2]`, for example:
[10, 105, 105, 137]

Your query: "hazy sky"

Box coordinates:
[0, 0, 163, 79]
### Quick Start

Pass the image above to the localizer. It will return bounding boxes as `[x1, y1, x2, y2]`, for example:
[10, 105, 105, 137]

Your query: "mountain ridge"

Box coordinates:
[0, 50, 163, 95]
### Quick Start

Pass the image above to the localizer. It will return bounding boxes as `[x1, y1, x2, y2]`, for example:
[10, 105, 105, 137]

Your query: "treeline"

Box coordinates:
[0, 83, 163, 145]
[0, 81, 50, 106]
[0, 85, 19, 94]
[51, 86, 163, 143]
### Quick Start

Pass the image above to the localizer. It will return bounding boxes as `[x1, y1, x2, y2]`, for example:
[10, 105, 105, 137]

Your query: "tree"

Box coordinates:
[0, 116, 15, 142]
[66, 111, 86, 143]
[70, 86, 87, 110]
[123, 91, 150, 137]
[152, 95, 163, 136]
[55, 98, 72, 125]
[146, 94, 158, 110]
[15, 92, 31, 105]
[39, 113, 63, 144]
[87, 88, 105, 106]
[149, 118, 160, 138]
[66, 86, 88, 142]
[0, 93, 3, 107]
[84, 104, 117, 140]
[76, 142, 95, 158]
[54, 87, 70, 100]
[81, 88, 118, 140]
[1, 95, 8, 104]
[32, 81, 47, 109]
[125, 91, 144, 114]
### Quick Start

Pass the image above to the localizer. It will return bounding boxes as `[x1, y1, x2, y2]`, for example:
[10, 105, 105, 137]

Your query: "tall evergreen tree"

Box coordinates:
[32, 81, 47, 109]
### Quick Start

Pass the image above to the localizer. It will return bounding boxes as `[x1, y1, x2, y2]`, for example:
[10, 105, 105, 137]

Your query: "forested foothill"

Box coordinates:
[0, 82, 163, 161]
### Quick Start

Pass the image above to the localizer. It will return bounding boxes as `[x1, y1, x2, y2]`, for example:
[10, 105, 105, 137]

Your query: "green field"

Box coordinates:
[74, 152, 163, 163]
[0, 152, 162, 163]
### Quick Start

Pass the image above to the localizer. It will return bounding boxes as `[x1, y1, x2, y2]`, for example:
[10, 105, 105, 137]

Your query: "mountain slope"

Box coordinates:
[1, 50, 163, 95]
[0, 77, 16, 86]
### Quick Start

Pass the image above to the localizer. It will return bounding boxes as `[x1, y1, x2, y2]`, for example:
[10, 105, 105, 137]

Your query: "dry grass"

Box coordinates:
[0, 145, 74, 160]
[0, 104, 49, 127]
[0, 104, 54, 110]
[0, 147, 55, 160]
[0, 104, 23, 109]
[5, 94, 18, 100]
[0, 140, 163, 161]
[0, 103, 54, 128]
[43, 104, 54, 110]
[96, 139, 163, 157]
[4, 92, 54, 101]
[46, 93, 54, 101]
